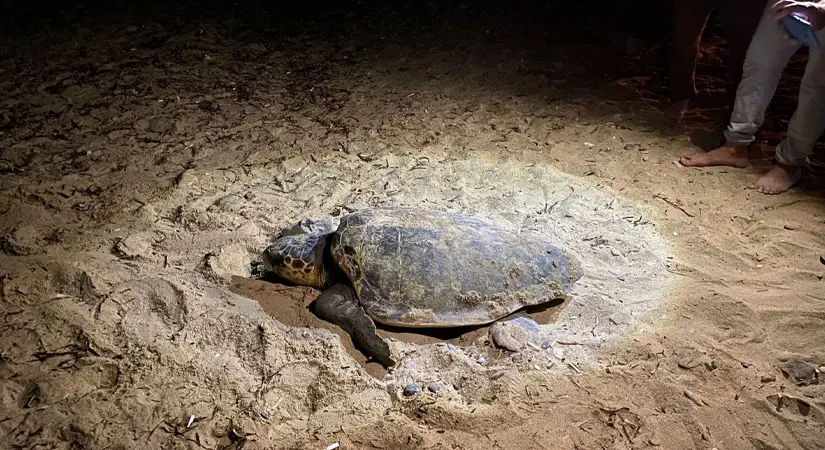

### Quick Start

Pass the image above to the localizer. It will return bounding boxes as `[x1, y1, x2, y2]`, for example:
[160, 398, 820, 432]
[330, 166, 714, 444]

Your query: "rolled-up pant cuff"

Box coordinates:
[775, 140, 809, 167]
[723, 127, 756, 146]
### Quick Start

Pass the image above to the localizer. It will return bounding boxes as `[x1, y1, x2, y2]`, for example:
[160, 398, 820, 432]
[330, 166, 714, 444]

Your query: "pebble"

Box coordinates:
[541, 340, 552, 349]
[609, 271, 625, 281]
[820, 255, 825, 265]
[760, 374, 776, 383]
[583, 142, 595, 148]
[552, 347, 565, 360]
[677, 358, 702, 370]
[114, 234, 151, 260]
[446, 344, 458, 352]
[795, 361, 816, 380]
[623, 143, 639, 151]
[403, 385, 421, 396]
[477, 356, 486, 364]
[427, 385, 441, 393]
[491, 317, 540, 351]
[512, 354, 523, 363]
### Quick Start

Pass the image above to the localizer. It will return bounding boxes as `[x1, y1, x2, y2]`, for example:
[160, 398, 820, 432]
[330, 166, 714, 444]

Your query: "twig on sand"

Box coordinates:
[684, 389, 707, 406]
[567, 374, 589, 394]
[653, 194, 695, 218]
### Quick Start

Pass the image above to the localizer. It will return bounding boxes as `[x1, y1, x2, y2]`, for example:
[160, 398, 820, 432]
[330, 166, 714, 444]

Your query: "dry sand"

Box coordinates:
[1, 1, 824, 449]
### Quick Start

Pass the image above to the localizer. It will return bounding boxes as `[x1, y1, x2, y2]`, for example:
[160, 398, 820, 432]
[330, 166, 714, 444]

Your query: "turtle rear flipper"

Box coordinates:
[310, 283, 396, 368]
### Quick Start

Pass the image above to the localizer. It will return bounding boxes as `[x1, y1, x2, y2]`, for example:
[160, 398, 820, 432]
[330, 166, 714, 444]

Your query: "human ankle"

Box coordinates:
[721, 140, 747, 151]
[775, 162, 801, 173]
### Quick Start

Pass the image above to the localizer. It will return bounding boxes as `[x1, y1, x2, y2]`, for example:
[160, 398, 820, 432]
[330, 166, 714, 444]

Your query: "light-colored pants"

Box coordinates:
[724, 6, 825, 166]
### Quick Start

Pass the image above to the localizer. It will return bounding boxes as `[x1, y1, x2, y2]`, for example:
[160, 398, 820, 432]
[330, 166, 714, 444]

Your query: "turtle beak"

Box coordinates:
[261, 246, 281, 271]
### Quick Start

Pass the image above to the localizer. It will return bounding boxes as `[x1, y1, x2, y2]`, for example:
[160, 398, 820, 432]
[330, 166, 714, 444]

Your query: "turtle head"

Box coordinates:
[263, 233, 330, 289]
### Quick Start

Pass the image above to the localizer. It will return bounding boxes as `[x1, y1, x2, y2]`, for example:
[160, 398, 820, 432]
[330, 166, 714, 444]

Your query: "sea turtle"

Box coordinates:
[262, 207, 583, 367]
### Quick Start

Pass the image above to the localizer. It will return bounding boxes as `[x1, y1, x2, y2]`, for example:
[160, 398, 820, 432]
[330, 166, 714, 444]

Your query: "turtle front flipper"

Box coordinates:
[310, 283, 396, 368]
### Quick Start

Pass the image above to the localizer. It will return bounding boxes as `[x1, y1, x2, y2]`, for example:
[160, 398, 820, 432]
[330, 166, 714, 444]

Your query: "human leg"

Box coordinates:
[750, 27, 825, 194]
[680, 5, 801, 167]
[719, 0, 768, 108]
[724, 6, 801, 146]
[667, 0, 714, 119]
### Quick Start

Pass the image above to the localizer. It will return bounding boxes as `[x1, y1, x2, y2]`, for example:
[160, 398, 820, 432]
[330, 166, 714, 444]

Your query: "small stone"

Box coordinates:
[114, 233, 152, 260]
[446, 344, 458, 352]
[820, 255, 825, 265]
[760, 374, 776, 383]
[678, 358, 703, 370]
[512, 354, 523, 363]
[583, 142, 595, 148]
[541, 340, 552, 349]
[795, 361, 816, 380]
[477, 356, 486, 364]
[552, 347, 565, 360]
[490, 317, 540, 352]
[623, 143, 639, 151]
[176, 169, 198, 187]
[784, 225, 796, 230]
[427, 385, 440, 393]
[403, 385, 421, 396]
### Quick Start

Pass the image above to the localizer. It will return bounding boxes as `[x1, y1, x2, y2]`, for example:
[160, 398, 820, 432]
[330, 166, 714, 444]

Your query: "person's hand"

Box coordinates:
[770, 0, 825, 31]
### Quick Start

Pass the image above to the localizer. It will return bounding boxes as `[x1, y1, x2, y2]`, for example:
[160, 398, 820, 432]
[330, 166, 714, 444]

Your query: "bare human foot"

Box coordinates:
[747, 163, 802, 195]
[679, 142, 749, 168]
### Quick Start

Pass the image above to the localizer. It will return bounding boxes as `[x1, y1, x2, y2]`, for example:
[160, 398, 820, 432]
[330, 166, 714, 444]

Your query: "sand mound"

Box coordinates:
[1, 148, 675, 449]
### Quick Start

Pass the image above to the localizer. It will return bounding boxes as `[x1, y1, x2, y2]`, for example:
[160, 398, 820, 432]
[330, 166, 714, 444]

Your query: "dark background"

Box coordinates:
[1, 0, 820, 162]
